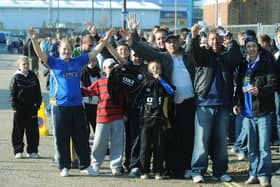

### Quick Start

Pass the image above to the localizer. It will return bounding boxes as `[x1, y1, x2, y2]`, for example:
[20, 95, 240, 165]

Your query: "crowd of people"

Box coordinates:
[8, 13, 280, 186]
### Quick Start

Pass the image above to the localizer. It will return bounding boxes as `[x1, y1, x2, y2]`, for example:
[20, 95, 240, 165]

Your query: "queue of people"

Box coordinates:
[9, 14, 280, 187]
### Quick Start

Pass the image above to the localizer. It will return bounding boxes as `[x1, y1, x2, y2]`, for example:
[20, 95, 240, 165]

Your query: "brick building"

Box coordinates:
[203, 0, 280, 26]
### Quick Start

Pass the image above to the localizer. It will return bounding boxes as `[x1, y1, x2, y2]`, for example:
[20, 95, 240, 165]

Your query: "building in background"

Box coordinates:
[0, 0, 205, 32]
[0, 0, 161, 31]
[203, 0, 280, 26]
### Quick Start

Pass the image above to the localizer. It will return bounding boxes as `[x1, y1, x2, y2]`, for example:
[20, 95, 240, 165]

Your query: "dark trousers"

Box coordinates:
[123, 108, 141, 171]
[53, 106, 90, 170]
[29, 56, 39, 76]
[84, 103, 97, 136]
[140, 118, 166, 174]
[170, 98, 195, 177]
[128, 108, 141, 169]
[12, 110, 39, 154]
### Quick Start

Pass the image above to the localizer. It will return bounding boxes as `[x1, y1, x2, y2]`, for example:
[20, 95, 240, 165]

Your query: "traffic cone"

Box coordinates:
[37, 102, 50, 136]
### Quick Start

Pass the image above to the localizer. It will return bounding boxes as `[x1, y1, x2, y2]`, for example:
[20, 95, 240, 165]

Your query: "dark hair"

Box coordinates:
[155, 28, 168, 36]
[245, 29, 256, 38]
[258, 34, 271, 43]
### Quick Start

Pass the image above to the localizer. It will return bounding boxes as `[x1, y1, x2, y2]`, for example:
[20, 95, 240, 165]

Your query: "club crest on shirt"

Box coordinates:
[122, 76, 134, 86]
[121, 67, 126, 72]
[137, 74, 143, 80]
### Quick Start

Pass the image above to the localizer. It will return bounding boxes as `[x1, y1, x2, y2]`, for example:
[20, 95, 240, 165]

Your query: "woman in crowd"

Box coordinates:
[9, 56, 42, 159]
[27, 27, 115, 177]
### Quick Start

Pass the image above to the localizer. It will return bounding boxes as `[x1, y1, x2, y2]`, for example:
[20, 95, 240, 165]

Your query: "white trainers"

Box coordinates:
[15, 152, 23, 159]
[192, 175, 204, 183]
[155, 173, 163, 180]
[275, 168, 280, 175]
[26, 153, 40, 159]
[230, 147, 237, 154]
[112, 169, 122, 176]
[237, 152, 246, 160]
[140, 174, 149, 179]
[212, 174, 232, 182]
[184, 170, 192, 179]
[128, 167, 140, 177]
[80, 166, 99, 176]
[60, 168, 70, 177]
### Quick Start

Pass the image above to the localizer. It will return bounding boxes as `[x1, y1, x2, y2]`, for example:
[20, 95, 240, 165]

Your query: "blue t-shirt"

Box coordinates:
[47, 54, 89, 106]
[242, 61, 258, 118]
[197, 56, 228, 106]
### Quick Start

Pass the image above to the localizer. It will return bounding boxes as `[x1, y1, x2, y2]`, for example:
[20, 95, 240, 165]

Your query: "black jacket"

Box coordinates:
[130, 33, 195, 85]
[191, 37, 242, 101]
[234, 53, 278, 117]
[9, 70, 42, 111]
[80, 65, 101, 87]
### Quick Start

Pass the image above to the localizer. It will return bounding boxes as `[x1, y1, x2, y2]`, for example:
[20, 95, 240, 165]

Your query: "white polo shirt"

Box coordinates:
[171, 55, 194, 104]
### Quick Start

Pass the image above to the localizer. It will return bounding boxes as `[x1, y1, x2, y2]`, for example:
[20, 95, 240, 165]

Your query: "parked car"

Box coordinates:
[0, 33, 6, 43]
[6, 34, 24, 53]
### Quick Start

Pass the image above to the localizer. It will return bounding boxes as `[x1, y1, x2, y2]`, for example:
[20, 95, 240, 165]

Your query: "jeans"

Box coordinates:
[191, 105, 229, 177]
[245, 115, 272, 178]
[91, 119, 124, 172]
[51, 105, 59, 162]
[273, 92, 280, 142]
[232, 114, 248, 154]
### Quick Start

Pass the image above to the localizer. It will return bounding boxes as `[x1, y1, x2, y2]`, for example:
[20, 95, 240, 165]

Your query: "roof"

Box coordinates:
[0, 0, 161, 10]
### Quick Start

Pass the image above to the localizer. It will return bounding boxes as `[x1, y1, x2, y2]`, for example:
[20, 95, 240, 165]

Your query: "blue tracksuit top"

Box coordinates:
[47, 54, 88, 106]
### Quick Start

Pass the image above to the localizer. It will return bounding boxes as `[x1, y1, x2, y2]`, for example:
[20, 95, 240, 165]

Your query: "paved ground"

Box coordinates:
[0, 44, 280, 187]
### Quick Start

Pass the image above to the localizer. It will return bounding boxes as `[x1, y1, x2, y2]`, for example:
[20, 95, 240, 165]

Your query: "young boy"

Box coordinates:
[139, 61, 174, 180]
[9, 56, 42, 159]
[83, 58, 125, 176]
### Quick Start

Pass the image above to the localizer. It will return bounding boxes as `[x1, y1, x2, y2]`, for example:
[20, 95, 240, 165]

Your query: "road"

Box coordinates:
[0, 43, 279, 187]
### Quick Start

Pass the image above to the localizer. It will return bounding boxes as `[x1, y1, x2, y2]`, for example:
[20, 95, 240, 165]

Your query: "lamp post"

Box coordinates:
[109, 0, 112, 27]
[216, 0, 219, 26]
[174, 0, 177, 34]
[92, 0, 94, 23]
[122, 0, 127, 29]
[187, 0, 193, 28]
[57, 0, 60, 27]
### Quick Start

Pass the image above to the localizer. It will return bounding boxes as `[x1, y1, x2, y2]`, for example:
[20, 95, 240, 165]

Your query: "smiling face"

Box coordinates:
[117, 44, 130, 60]
[208, 32, 223, 53]
[148, 61, 161, 78]
[165, 37, 180, 55]
[246, 41, 259, 60]
[59, 40, 73, 61]
[155, 31, 166, 50]
[17, 56, 30, 74]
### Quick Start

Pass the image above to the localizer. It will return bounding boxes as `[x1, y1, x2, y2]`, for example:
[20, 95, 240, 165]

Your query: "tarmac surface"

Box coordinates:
[0, 44, 280, 187]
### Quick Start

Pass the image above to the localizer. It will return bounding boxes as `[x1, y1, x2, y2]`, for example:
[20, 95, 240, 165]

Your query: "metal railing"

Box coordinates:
[224, 23, 280, 39]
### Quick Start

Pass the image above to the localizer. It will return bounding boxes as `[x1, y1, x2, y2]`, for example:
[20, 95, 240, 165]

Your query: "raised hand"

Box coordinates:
[126, 13, 139, 32]
[27, 28, 36, 40]
[191, 24, 201, 38]
[119, 29, 130, 41]
[104, 28, 116, 41]
[85, 22, 96, 35]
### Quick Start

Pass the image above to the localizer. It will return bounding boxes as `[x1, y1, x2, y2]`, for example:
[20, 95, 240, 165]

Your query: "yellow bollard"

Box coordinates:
[37, 102, 50, 136]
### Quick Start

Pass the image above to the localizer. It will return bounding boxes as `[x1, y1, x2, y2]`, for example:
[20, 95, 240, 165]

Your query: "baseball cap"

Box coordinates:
[164, 34, 179, 42]
[102, 58, 116, 69]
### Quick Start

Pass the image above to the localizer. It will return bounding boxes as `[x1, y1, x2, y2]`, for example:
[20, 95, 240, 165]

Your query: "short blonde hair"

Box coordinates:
[17, 56, 29, 66]
[59, 38, 74, 51]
